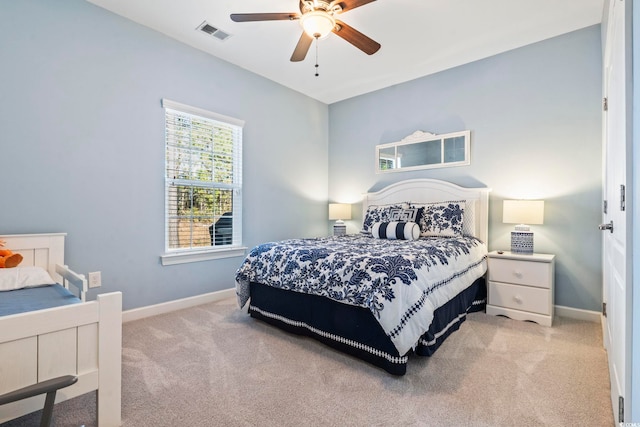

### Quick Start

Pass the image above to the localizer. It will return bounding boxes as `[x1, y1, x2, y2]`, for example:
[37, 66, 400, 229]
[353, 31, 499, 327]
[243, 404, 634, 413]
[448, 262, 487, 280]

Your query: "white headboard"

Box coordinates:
[0, 233, 66, 282]
[363, 179, 491, 243]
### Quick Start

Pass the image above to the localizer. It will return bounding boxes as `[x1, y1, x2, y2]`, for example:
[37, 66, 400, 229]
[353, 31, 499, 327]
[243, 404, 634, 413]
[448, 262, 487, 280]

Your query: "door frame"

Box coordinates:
[603, 0, 634, 422]
[630, 0, 639, 420]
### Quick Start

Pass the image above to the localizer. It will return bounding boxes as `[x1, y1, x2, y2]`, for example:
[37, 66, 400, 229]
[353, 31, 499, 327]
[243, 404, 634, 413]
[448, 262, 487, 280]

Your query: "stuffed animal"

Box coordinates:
[0, 239, 23, 268]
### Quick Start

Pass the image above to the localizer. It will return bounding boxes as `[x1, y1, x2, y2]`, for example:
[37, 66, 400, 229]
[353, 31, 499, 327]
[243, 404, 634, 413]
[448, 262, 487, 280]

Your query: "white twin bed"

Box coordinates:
[0, 233, 122, 426]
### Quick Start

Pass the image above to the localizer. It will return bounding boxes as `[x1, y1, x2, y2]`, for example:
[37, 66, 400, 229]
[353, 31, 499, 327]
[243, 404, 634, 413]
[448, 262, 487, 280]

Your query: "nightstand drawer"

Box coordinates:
[488, 258, 552, 289]
[488, 281, 551, 315]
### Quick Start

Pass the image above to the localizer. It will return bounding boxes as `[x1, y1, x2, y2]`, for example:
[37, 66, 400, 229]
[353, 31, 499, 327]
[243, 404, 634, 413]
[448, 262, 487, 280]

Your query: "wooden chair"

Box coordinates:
[0, 375, 78, 427]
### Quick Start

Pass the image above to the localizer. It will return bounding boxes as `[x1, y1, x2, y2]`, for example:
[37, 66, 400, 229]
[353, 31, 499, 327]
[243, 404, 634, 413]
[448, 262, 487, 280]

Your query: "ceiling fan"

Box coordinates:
[230, 0, 381, 62]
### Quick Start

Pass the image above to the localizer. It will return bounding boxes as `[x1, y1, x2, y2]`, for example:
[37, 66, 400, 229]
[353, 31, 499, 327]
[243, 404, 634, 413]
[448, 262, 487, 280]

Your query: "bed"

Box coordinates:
[236, 179, 491, 375]
[0, 233, 122, 426]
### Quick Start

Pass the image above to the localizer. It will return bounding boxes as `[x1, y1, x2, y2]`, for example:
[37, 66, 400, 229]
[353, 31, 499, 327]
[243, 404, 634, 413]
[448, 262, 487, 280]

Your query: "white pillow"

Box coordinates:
[462, 199, 476, 236]
[0, 266, 55, 291]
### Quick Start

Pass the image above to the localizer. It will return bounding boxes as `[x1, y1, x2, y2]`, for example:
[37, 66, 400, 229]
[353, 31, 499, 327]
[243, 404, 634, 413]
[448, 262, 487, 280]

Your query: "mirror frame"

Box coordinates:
[376, 130, 471, 173]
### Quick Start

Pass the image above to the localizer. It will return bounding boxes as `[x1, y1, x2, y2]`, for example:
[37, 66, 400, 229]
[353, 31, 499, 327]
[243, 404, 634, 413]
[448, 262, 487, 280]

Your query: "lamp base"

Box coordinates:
[333, 224, 346, 236]
[511, 231, 534, 254]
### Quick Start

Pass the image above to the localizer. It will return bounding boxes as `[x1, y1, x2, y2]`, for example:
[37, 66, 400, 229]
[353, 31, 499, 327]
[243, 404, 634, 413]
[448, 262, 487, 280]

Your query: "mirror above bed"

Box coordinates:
[376, 130, 471, 173]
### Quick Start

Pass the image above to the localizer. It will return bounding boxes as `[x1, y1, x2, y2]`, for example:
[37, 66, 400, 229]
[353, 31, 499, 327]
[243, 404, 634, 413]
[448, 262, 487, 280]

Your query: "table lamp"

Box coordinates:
[503, 200, 544, 254]
[329, 203, 351, 236]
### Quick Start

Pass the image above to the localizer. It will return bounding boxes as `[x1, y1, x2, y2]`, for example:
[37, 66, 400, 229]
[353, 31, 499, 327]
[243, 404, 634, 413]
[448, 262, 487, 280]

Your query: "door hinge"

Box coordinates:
[603, 97, 608, 111]
[619, 396, 624, 422]
[602, 302, 607, 317]
[620, 185, 626, 211]
[604, 200, 608, 214]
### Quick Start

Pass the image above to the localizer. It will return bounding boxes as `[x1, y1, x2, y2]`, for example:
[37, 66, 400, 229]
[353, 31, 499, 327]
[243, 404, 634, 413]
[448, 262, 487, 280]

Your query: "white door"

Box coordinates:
[602, 0, 629, 422]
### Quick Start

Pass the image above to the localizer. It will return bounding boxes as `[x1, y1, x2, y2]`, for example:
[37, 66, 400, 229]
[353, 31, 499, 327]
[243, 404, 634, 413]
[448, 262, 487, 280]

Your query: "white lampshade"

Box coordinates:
[503, 200, 544, 226]
[329, 203, 351, 221]
[300, 11, 335, 39]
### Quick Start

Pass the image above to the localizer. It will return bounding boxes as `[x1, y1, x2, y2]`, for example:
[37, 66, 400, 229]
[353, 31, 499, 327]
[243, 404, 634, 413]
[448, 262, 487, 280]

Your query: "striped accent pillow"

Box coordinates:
[371, 222, 420, 240]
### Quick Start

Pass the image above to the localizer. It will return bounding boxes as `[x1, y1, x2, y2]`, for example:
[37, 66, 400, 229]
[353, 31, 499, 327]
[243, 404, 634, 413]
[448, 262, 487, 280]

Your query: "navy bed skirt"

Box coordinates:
[248, 277, 486, 375]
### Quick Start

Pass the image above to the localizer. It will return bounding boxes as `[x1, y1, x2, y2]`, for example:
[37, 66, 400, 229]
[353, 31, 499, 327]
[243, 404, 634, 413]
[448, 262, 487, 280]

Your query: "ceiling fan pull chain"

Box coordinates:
[315, 36, 320, 77]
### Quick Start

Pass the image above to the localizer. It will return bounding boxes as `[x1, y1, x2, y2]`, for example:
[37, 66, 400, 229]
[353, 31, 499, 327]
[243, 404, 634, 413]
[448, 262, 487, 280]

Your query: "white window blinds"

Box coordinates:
[163, 99, 243, 251]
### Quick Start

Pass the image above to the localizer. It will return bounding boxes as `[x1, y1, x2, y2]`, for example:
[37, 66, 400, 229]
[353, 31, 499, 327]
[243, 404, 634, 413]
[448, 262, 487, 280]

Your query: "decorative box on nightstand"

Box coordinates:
[486, 251, 555, 326]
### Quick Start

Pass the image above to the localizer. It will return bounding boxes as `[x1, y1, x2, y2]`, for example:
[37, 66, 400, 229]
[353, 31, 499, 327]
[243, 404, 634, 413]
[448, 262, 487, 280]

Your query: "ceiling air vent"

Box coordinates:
[197, 21, 231, 41]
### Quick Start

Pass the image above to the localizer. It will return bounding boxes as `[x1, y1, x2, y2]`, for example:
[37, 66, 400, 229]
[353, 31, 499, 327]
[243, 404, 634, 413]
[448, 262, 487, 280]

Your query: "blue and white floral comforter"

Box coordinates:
[235, 234, 487, 355]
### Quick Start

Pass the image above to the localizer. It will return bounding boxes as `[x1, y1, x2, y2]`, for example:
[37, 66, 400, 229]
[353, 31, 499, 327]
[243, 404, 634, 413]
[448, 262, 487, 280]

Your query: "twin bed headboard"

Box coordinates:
[363, 179, 491, 243]
[1, 233, 66, 283]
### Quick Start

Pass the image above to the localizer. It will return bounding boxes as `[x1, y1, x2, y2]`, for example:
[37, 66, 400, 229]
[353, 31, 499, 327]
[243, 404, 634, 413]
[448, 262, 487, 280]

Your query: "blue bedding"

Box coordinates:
[0, 284, 81, 317]
[236, 234, 488, 355]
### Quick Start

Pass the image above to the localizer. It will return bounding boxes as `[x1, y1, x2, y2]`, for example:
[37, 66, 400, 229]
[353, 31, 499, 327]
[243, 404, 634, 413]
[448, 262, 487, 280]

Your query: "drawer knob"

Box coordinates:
[513, 270, 523, 278]
[513, 295, 523, 304]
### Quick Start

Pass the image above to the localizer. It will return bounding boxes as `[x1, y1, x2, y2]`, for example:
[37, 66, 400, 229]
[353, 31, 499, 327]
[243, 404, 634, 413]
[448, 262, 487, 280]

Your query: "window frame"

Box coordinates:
[160, 99, 246, 266]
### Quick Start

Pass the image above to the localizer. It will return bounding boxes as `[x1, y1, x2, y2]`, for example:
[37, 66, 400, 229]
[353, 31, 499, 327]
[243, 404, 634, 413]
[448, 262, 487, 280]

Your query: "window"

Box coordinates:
[161, 99, 245, 265]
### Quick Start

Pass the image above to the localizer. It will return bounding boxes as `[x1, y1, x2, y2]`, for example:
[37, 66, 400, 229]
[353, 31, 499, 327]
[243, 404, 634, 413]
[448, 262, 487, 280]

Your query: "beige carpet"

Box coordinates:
[2, 297, 613, 426]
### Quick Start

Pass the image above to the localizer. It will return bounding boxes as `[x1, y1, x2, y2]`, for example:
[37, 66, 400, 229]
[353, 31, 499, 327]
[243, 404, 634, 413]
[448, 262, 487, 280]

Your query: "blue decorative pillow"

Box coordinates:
[417, 201, 465, 237]
[371, 221, 420, 240]
[389, 208, 418, 222]
[361, 203, 408, 234]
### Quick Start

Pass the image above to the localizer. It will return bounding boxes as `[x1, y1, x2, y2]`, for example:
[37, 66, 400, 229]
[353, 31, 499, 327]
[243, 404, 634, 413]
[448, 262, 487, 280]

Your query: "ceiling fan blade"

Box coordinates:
[230, 13, 299, 22]
[291, 32, 314, 62]
[332, 20, 380, 55]
[334, 0, 377, 13]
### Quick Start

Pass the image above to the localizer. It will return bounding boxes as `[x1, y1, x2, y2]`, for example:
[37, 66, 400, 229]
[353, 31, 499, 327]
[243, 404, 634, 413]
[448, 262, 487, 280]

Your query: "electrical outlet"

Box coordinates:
[88, 271, 102, 288]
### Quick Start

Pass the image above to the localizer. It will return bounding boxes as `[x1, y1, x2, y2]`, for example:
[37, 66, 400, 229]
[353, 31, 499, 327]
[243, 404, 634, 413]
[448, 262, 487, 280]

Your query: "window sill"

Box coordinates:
[161, 247, 247, 266]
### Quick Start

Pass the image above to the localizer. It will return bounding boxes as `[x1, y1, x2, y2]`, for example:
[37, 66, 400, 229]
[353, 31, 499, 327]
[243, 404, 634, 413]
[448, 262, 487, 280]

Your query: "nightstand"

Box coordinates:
[486, 251, 555, 326]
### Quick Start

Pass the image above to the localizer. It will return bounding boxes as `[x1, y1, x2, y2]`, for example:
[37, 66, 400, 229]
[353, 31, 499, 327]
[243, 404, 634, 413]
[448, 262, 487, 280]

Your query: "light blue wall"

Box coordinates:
[328, 26, 603, 312]
[0, 1, 604, 313]
[0, 1, 328, 310]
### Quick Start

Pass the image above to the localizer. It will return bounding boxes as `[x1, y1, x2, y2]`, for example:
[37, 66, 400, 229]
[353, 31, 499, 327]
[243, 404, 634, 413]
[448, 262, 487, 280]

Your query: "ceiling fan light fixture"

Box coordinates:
[300, 11, 335, 39]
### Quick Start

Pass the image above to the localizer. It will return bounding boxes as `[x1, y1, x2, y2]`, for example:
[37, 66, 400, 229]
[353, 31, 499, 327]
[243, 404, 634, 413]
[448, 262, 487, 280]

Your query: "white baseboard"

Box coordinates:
[554, 305, 601, 323]
[123, 288, 236, 323]
[122, 292, 601, 325]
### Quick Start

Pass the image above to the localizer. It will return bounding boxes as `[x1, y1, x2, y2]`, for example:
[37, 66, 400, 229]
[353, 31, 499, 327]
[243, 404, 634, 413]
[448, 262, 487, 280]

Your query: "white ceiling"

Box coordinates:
[86, 0, 604, 104]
